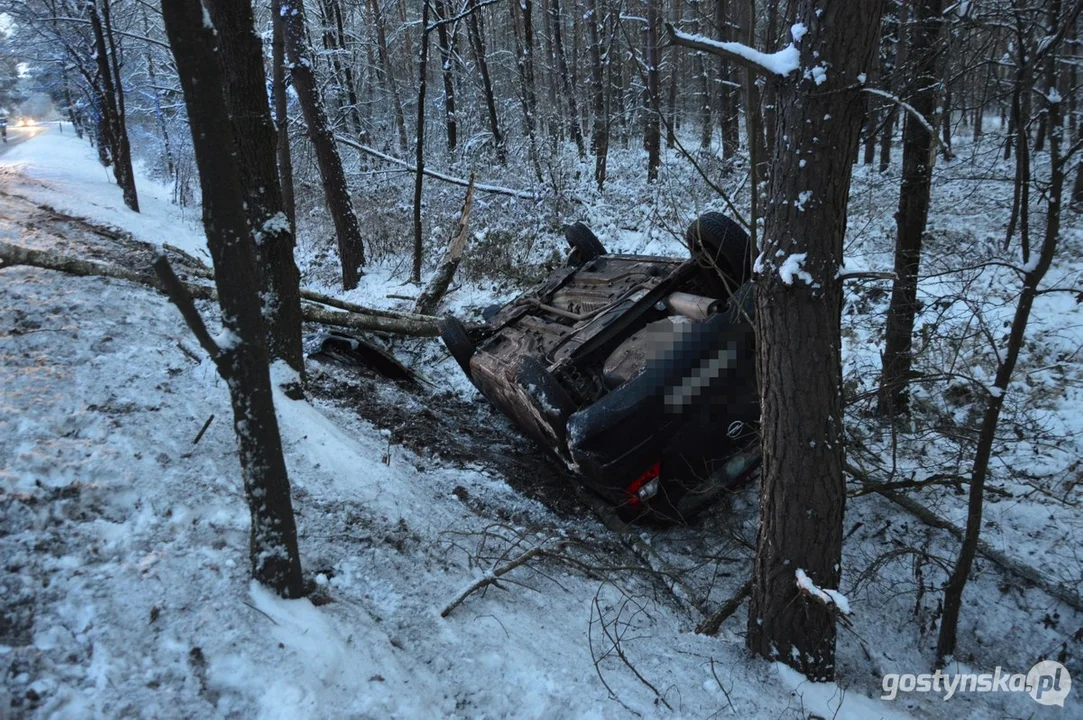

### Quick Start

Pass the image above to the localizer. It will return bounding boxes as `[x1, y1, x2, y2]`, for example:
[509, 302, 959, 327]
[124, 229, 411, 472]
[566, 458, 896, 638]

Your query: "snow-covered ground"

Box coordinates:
[1, 127, 1080, 719]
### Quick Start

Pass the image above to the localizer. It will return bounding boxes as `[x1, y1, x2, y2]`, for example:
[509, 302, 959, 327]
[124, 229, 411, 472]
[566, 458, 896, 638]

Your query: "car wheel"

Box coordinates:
[564, 222, 606, 266]
[438, 316, 476, 381]
[685, 212, 752, 286]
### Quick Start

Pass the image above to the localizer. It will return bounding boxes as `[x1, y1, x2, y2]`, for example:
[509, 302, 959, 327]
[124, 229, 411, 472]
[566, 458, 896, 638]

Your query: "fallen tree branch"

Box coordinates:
[577, 488, 710, 617]
[440, 539, 569, 617]
[335, 135, 538, 201]
[162, 243, 437, 325]
[415, 174, 475, 316]
[847, 463, 1083, 612]
[0, 240, 444, 338]
[152, 255, 221, 358]
[695, 578, 752, 636]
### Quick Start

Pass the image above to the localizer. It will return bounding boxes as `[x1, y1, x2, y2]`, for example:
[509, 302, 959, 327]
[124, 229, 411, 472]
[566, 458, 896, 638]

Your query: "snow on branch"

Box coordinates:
[335, 135, 537, 201]
[795, 569, 852, 622]
[665, 24, 800, 77]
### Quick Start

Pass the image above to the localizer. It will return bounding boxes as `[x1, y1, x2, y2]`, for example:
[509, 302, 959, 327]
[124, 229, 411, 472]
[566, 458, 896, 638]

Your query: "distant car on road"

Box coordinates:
[439, 213, 761, 522]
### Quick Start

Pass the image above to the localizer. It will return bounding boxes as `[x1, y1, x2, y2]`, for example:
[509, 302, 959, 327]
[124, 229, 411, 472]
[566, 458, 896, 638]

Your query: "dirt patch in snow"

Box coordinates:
[304, 356, 589, 521]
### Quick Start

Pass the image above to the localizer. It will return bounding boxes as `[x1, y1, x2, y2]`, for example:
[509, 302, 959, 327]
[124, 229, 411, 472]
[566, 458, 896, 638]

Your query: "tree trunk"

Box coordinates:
[689, 1, 712, 151]
[370, 0, 411, 154]
[746, 0, 883, 681]
[937, 75, 1067, 663]
[272, 0, 298, 238]
[206, 0, 305, 377]
[412, 0, 431, 285]
[433, 0, 459, 153]
[878, 0, 945, 415]
[511, 0, 544, 181]
[716, 0, 739, 159]
[88, 1, 139, 212]
[159, 0, 305, 599]
[644, 0, 661, 182]
[281, 0, 367, 290]
[141, 8, 176, 180]
[587, 0, 608, 187]
[467, 0, 506, 162]
[550, 0, 586, 157]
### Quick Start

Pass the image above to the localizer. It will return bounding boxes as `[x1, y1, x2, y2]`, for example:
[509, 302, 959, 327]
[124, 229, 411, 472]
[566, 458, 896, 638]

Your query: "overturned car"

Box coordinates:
[439, 213, 760, 522]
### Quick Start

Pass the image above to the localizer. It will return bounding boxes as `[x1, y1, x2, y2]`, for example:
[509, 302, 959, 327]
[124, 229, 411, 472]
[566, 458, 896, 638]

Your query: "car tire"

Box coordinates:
[685, 212, 752, 286]
[564, 222, 606, 266]
[438, 316, 476, 381]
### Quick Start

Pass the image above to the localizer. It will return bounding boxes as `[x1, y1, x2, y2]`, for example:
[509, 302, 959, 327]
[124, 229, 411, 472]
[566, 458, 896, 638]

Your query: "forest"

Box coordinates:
[0, 0, 1080, 716]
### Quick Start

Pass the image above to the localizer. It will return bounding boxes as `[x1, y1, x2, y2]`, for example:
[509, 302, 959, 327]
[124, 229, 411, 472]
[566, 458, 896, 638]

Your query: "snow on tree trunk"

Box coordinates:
[745, 0, 883, 682]
[160, 0, 305, 599]
[206, 0, 305, 378]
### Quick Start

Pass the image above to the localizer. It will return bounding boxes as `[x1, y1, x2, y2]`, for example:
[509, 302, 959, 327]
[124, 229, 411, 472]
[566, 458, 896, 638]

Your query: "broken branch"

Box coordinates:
[695, 578, 752, 636]
[847, 462, 1083, 612]
[0, 240, 445, 338]
[441, 540, 568, 617]
[415, 174, 475, 316]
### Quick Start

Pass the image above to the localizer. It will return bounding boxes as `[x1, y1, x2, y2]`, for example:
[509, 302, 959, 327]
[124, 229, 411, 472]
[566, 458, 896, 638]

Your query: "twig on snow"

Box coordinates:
[440, 539, 569, 617]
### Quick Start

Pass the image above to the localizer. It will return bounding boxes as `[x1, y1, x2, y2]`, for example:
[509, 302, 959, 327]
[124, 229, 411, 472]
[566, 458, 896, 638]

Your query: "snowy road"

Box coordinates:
[0, 124, 51, 157]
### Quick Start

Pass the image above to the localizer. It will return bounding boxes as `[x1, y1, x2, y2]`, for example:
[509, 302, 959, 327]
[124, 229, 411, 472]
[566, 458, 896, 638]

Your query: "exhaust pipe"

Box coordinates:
[665, 291, 720, 320]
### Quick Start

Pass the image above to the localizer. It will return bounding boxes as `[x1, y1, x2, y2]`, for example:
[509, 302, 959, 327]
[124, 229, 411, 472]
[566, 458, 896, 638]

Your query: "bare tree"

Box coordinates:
[272, 0, 298, 238]
[587, 0, 608, 187]
[205, 0, 304, 377]
[369, 0, 410, 153]
[467, 0, 506, 162]
[412, 0, 432, 284]
[878, 0, 947, 414]
[936, 1, 1081, 664]
[432, 0, 459, 153]
[280, 0, 367, 290]
[88, 0, 138, 212]
[644, 0, 661, 182]
[159, 0, 305, 599]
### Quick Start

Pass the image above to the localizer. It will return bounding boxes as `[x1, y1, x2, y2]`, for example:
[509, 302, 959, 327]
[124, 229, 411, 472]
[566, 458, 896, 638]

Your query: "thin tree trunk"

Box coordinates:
[745, 0, 884, 681]
[272, 0, 298, 238]
[159, 0, 305, 599]
[206, 0, 305, 376]
[141, 8, 175, 179]
[467, 0, 506, 162]
[281, 0, 367, 290]
[587, 0, 608, 187]
[511, 0, 544, 181]
[433, 0, 459, 153]
[88, 1, 138, 212]
[370, 0, 411, 154]
[551, 0, 586, 157]
[413, 0, 431, 285]
[689, 1, 712, 151]
[878, 0, 946, 415]
[644, 0, 661, 182]
[333, 0, 365, 138]
[716, 0, 739, 158]
[937, 90, 1067, 664]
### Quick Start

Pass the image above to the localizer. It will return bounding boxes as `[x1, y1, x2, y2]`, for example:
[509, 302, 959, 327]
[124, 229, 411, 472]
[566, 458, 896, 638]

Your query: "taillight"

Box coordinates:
[625, 462, 661, 506]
